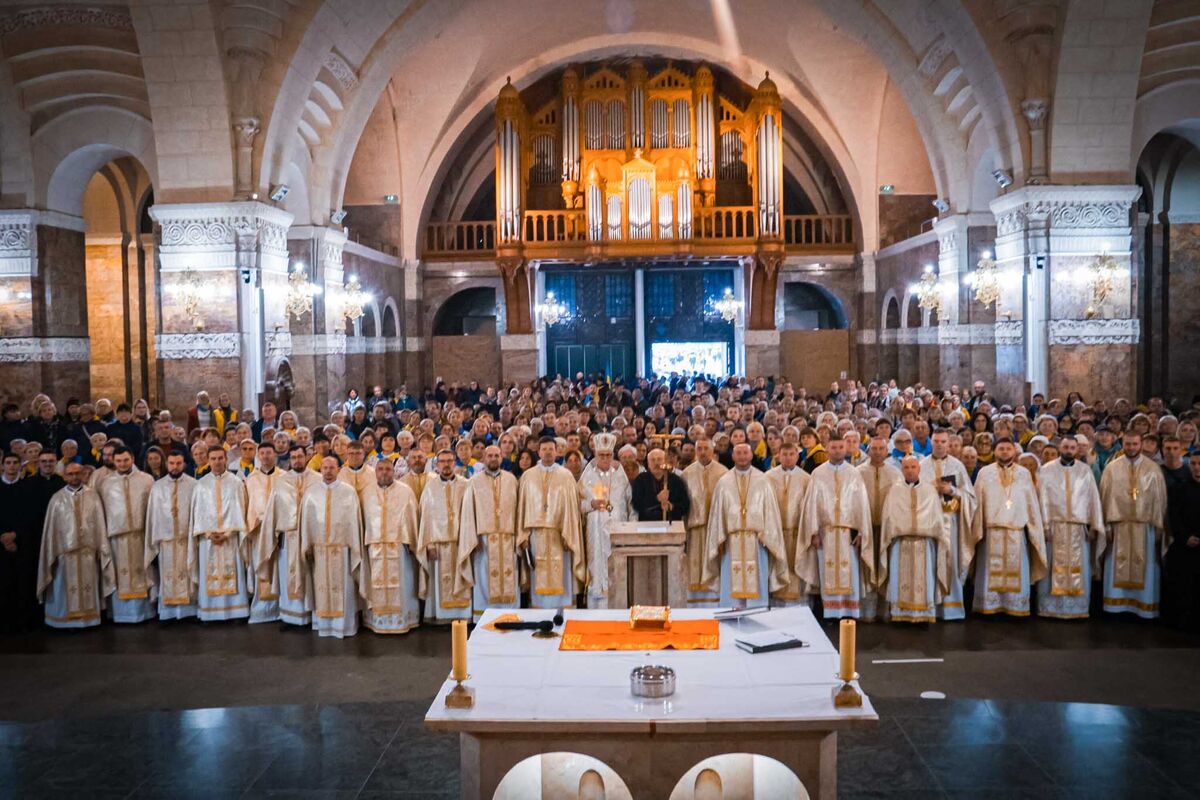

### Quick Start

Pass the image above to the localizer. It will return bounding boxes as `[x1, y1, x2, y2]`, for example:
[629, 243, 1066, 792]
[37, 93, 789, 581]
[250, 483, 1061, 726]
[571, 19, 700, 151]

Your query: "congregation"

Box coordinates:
[1, 374, 1199, 638]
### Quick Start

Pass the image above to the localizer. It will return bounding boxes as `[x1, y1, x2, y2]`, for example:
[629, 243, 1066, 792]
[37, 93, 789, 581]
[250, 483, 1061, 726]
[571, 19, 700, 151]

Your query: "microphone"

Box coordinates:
[553, 609, 564, 626]
[494, 619, 555, 632]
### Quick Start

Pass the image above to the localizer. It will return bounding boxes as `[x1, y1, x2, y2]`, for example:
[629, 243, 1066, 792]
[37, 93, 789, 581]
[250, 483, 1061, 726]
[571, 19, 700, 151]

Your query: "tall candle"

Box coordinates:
[838, 619, 856, 681]
[451, 619, 468, 681]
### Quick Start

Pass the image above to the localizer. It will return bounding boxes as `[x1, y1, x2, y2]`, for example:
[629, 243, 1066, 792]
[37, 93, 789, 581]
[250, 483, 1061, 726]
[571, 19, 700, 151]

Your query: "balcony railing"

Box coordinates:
[422, 212, 854, 259]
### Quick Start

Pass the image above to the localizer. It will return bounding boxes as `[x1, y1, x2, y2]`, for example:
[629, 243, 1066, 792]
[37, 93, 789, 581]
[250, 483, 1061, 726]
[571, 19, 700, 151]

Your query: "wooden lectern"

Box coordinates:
[606, 521, 687, 609]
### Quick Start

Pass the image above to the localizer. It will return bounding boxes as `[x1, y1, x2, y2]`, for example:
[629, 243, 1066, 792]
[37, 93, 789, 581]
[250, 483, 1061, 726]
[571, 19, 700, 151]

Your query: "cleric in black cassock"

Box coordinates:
[631, 448, 690, 523]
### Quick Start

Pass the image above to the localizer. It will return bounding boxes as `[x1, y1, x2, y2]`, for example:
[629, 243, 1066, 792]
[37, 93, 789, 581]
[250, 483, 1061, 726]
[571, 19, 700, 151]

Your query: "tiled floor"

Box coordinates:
[2, 696, 1199, 799]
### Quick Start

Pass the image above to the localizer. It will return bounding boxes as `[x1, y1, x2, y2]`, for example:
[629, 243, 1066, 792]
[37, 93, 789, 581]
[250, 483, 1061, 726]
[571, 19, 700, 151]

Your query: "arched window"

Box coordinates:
[432, 287, 498, 336]
[382, 302, 398, 337]
[884, 295, 901, 329]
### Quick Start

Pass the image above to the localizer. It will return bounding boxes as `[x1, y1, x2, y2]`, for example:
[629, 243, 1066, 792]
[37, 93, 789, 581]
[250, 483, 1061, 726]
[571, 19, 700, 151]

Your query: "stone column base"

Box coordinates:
[744, 329, 780, 377]
[499, 334, 538, 384]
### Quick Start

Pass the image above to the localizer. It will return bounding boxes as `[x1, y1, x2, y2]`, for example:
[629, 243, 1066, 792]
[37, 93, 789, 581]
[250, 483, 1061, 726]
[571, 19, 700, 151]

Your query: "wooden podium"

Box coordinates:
[606, 521, 687, 609]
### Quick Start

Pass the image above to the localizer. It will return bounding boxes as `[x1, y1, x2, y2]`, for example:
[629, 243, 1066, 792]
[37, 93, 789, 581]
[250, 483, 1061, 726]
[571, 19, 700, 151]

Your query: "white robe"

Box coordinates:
[38, 486, 114, 629]
[300, 480, 364, 638]
[766, 465, 812, 607]
[95, 469, 157, 623]
[878, 481, 951, 622]
[681, 459, 728, 607]
[703, 468, 788, 610]
[417, 475, 472, 622]
[361, 480, 421, 634]
[799, 462, 875, 619]
[243, 468, 282, 623]
[859, 460, 903, 620]
[967, 463, 1047, 617]
[459, 469, 522, 616]
[577, 463, 631, 609]
[1099, 455, 1168, 619]
[919, 455, 976, 620]
[189, 472, 250, 621]
[517, 464, 586, 608]
[257, 470, 318, 626]
[1036, 459, 1105, 619]
[144, 474, 198, 620]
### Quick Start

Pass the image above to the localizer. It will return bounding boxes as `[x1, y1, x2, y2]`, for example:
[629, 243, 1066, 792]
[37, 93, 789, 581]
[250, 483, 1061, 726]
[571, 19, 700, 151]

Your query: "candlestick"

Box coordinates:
[838, 619, 856, 681]
[451, 619, 468, 681]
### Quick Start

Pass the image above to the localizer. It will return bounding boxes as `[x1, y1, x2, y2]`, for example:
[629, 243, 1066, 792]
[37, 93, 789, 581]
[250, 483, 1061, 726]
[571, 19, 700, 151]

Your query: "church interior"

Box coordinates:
[2, 0, 1200, 798]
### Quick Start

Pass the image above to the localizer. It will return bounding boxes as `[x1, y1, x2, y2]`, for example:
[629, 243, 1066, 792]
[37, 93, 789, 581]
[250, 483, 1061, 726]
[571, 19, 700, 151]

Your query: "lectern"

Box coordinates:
[605, 521, 687, 609]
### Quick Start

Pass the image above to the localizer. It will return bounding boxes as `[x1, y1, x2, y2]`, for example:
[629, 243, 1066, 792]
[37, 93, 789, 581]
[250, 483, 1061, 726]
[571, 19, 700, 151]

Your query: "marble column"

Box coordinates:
[283, 226, 347, 424]
[989, 186, 1141, 402]
[0, 210, 92, 406]
[149, 202, 293, 418]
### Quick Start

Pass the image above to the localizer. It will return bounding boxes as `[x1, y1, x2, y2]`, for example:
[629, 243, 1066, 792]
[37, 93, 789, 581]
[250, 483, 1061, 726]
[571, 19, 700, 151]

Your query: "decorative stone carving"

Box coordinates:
[266, 331, 293, 356]
[1047, 203, 1129, 229]
[0, 221, 30, 251]
[996, 208, 1027, 237]
[918, 36, 953, 78]
[0, 6, 132, 34]
[856, 329, 877, 345]
[994, 320, 1024, 346]
[0, 337, 89, 363]
[289, 334, 347, 356]
[1048, 318, 1139, 345]
[936, 323, 996, 345]
[155, 333, 241, 360]
[151, 203, 295, 255]
[322, 50, 359, 91]
[1020, 98, 1048, 131]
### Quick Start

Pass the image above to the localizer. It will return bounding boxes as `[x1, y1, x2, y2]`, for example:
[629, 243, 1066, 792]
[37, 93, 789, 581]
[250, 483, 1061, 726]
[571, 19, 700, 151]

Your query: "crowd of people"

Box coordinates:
[1, 375, 1198, 638]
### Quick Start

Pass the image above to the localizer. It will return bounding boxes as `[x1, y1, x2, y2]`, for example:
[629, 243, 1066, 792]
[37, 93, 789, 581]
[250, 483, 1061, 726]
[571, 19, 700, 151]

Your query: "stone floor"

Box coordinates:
[1, 615, 1198, 798]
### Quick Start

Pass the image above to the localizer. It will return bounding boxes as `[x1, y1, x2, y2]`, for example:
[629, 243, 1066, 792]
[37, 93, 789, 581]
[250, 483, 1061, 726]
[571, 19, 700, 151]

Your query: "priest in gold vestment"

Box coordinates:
[144, 452, 197, 620]
[256, 446, 318, 627]
[681, 438, 727, 607]
[877, 456, 951, 622]
[400, 448, 430, 502]
[703, 443, 788, 610]
[189, 447, 250, 621]
[766, 441, 812, 607]
[1036, 435, 1105, 619]
[459, 446, 522, 615]
[798, 437, 875, 619]
[243, 443, 281, 624]
[1099, 432, 1168, 619]
[95, 446, 156, 623]
[576, 434, 631, 609]
[858, 437, 902, 620]
[919, 430, 976, 620]
[518, 437, 586, 608]
[299, 456, 364, 638]
[339, 441, 373, 493]
[37, 463, 115, 629]
[417, 450, 472, 622]
[360, 458, 420, 634]
[965, 438, 1047, 616]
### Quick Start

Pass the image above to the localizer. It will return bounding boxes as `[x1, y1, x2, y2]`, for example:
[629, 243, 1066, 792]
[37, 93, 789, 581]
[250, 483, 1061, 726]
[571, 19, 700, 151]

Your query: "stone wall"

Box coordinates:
[878, 195, 936, 249]
[84, 242, 127, 400]
[1166, 222, 1200, 404]
[431, 334, 500, 387]
[780, 330, 849, 390]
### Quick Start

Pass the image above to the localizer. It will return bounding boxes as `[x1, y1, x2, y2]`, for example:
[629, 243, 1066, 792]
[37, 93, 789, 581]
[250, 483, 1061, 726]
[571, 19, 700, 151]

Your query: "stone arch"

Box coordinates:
[782, 281, 849, 330]
[361, 298, 381, 337]
[881, 290, 901, 329]
[432, 286, 499, 336]
[382, 296, 400, 337]
[493, 752, 632, 800]
[668, 753, 807, 800]
[901, 290, 922, 328]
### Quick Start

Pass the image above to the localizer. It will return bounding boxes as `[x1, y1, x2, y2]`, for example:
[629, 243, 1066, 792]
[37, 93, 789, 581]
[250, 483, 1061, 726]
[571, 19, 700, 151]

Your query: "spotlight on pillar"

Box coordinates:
[991, 169, 1013, 189]
[383, 194, 399, 204]
[931, 198, 949, 213]
[878, 184, 895, 194]
[330, 209, 348, 225]
[270, 184, 290, 202]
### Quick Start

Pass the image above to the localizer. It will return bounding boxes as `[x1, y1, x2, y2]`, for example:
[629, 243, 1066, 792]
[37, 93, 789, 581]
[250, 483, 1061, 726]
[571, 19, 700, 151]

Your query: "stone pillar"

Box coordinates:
[149, 202, 293, 417]
[856, 252, 877, 382]
[989, 186, 1141, 402]
[933, 215, 968, 387]
[402, 260, 422, 386]
[283, 226, 347, 423]
[0, 210, 91, 407]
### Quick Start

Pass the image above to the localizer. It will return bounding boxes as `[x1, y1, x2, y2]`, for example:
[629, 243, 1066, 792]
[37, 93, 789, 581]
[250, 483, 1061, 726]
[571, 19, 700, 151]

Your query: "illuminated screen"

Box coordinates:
[650, 341, 729, 377]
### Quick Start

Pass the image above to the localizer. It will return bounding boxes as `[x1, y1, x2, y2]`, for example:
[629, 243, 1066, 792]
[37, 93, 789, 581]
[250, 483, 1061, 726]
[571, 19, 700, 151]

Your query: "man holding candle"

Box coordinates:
[458, 445, 522, 615]
[702, 442, 789, 610]
[576, 433, 631, 608]
[417, 449, 472, 623]
[516, 436, 586, 608]
[299, 456, 364, 637]
[798, 436, 876, 619]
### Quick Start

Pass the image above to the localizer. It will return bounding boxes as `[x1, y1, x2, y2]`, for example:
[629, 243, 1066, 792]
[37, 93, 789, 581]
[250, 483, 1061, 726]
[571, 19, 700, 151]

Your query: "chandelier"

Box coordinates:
[1081, 248, 1120, 319]
[913, 264, 942, 316]
[966, 249, 1002, 309]
[537, 291, 570, 326]
[710, 287, 743, 323]
[177, 269, 206, 330]
[341, 274, 371, 323]
[285, 264, 321, 320]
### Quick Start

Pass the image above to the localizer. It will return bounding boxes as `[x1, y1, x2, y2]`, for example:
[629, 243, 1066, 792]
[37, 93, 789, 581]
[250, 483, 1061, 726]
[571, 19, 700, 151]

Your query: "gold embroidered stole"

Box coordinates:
[254, 472, 278, 600]
[688, 463, 717, 591]
[481, 474, 516, 603]
[205, 477, 239, 597]
[984, 466, 1023, 593]
[285, 477, 305, 600]
[435, 480, 469, 608]
[160, 480, 191, 605]
[112, 475, 150, 600]
[367, 486, 405, 613]
[64, 492, 99, 619]
[822, 468, 854, 596]
[895, 486, 930, 610]
[313, 486, 346, 618]
[729, 472, 760, 599]
[1049, 467, 1086, 596]
[1111, 460, 1149, 590]
[531, 469, 566, 595]
[773, 470, 801, 600]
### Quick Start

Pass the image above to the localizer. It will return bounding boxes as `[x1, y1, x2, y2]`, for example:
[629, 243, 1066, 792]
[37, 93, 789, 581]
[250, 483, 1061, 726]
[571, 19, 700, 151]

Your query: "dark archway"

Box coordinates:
[905, 295, 922, 328]
[382, 303, 398, 337]
[433, 287, 498, 335]
[782, 281, 848, 330]
[884, 295, 901, 329]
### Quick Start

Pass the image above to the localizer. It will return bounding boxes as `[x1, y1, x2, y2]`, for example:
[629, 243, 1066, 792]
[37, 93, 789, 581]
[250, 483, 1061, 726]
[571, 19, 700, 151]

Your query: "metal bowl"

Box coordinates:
[630, 665, 676, 698]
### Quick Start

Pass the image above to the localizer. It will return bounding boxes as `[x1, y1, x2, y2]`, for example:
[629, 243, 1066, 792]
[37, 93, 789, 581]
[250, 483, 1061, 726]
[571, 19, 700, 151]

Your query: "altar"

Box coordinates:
[425, 607, 876, 799]
[606, 520, 687, 609]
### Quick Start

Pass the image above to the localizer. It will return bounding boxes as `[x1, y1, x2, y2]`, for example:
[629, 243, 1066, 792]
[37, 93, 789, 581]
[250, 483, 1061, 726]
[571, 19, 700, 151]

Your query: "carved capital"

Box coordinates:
[233, 117, 261, 144]
[1021, 98, 1049, 131]
[497, 256, 525, 283]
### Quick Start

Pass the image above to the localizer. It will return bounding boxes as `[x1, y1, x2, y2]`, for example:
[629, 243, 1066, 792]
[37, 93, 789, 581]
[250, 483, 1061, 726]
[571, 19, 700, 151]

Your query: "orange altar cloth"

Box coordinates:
[558, 619, 720, 651]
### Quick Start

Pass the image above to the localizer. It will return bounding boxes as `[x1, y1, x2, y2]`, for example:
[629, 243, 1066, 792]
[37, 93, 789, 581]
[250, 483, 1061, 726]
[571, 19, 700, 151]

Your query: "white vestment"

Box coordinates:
[682, 459, 728, 607]
[859, 460, 903, 620]
[1099, 455, 1168, 619]
[243, 468, 282, 623]
[703, 468, 789, 610]
[966, 463, 1047, 617]
[299, 480, 364, 637]
[459, 469, 522, 616]
[257, 469, 318, 626]
[417, 475, 473, 622]
[189, 472, 250, 621]
[577, 462, 632, 608]
[919, 455, 976, 620]
[1036, 459, 1105, 619]
[361, 480, 420, 634]
[798, 462, 876, 619]
[96, 469, 157, 623]
[517, 464, 586, 608]
[878, 481, 951, 622]
[766, 465, 812, 607]
[38, 486, 114, 628]
[144, 474, 197, 619]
